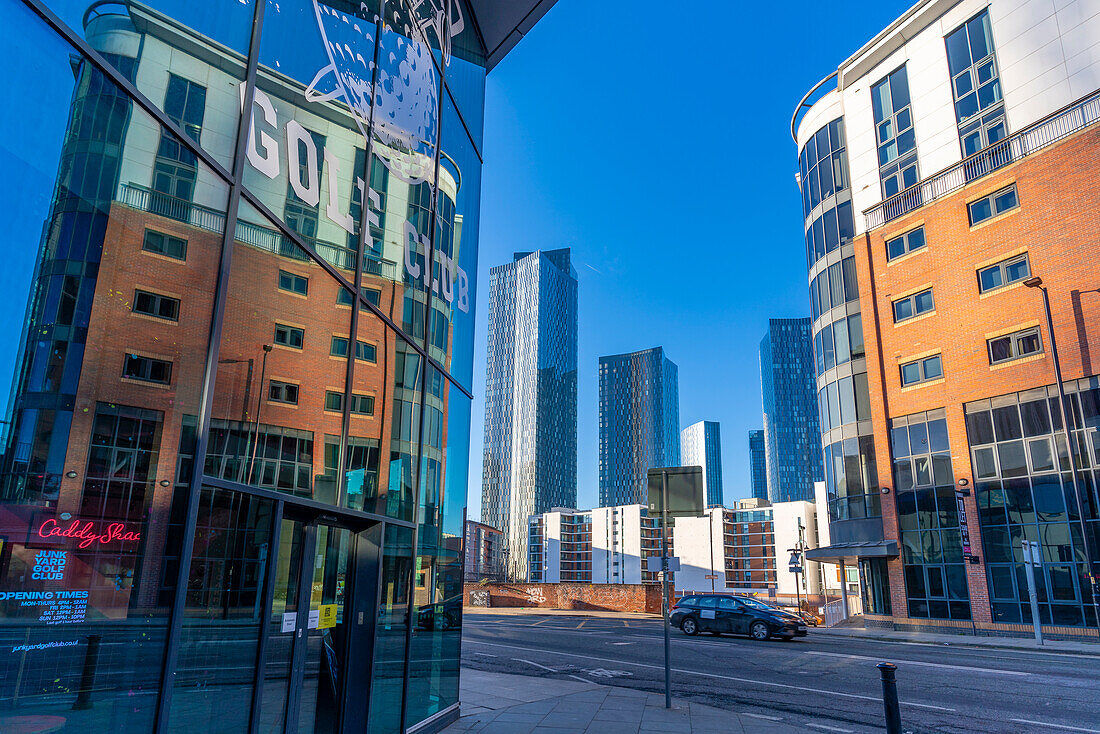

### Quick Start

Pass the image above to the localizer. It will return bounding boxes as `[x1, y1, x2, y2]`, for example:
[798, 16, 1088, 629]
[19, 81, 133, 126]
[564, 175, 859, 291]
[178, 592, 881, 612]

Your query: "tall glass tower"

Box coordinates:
[760, 319, 823, 502]
[748, 429, 768, 501]
[599, 347, 680, 507]
[481, 249, 578, 581]
[681, 420, 723, 507]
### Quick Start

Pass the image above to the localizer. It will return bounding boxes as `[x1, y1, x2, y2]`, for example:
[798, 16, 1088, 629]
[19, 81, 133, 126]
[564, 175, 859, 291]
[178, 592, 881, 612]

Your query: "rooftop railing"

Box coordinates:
[117, 183, 398, 279]
[865, 90, 1100, 230]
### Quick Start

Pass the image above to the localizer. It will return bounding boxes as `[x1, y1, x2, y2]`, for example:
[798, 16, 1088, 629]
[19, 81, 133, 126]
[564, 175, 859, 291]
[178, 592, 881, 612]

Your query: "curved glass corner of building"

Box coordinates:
[798, 117, 881, 534]
[0, 1, 485, 731]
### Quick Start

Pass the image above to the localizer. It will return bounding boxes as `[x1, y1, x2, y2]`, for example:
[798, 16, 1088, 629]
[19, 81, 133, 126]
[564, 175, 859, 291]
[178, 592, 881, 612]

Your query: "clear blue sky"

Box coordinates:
[465, 0, 912, 520]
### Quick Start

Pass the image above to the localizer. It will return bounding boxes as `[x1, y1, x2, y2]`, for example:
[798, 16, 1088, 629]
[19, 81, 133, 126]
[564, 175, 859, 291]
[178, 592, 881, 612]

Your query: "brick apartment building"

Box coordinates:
[796, 0, 1100, 635]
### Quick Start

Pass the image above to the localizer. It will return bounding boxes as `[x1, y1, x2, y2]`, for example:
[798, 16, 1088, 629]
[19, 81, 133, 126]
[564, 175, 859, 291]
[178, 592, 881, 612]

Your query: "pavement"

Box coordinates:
[443, 669, 801, 733]
[458, 610, 1100, 733]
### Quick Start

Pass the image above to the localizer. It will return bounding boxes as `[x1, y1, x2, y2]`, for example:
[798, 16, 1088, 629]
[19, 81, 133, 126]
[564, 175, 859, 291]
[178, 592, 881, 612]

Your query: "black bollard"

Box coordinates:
[72, 635, 102, 710]
[877, 662, 901, 734]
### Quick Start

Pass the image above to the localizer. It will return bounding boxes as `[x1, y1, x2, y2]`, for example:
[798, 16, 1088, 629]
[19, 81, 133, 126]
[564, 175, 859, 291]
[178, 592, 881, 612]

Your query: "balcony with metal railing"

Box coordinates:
[864, 90, 1100, 230]
[117, 183, 398, 279]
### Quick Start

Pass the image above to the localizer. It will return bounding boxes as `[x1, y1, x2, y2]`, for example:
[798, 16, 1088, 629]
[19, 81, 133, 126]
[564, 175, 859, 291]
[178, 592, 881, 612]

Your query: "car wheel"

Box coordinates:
[749, 621, 770, 641]
[681, 618, 699, 636]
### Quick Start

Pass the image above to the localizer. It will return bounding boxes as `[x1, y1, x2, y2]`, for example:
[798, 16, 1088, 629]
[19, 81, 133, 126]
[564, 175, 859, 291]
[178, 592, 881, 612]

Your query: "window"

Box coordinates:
[977, 253, 1030, 293]
[350, 394, 375, 416]
[900, 354, 943, 386]
[142, 230, 187, 260]
[968, 185, 1018, 225]
[132, 289, 180, 321]
[274, 324, 304, 349]
[324, 390, 343, 412]
[153, 75, 205, 207]
[330, 336, 349, 357]
[988, 327, 1042, 365]
[946, 8, 1007, 174]
[122, 354, 172, 384]
[893, 289, 934, 322]
[330, 336, 376, 362]
[872, 66, 919, 199]
[336, 286, 381, 309]
[885, 227, 926, 261]
[268, 380, 299, 404]
[278, 270, 308, 295]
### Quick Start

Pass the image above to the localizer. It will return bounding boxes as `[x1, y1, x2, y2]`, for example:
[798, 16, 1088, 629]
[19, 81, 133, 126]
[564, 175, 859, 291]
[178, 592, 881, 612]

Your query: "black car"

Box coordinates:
[669, 594, 807, 641]
[416, 594, 462, 631]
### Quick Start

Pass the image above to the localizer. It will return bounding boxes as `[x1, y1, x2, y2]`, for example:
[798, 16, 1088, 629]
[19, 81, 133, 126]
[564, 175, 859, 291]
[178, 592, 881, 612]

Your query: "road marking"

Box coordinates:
[472, 653, 497, 657]
[578, 619, 588, 628]
[804, 650, 1031, 676]
[465, 640, 955, 712]
[609, 642, 633, 646]
[1009, 720, 1100, 733]
[568, 674, 593, 684]
[512, 658, 557, 672]
[806, 724, 854, 733]
[743, 713, 782, 721]
[531, 619, 550, 626]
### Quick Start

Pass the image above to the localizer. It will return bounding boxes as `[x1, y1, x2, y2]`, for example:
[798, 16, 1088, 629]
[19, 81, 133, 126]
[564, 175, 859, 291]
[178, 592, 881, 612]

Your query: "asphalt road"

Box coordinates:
[459, 613, 1100, 734]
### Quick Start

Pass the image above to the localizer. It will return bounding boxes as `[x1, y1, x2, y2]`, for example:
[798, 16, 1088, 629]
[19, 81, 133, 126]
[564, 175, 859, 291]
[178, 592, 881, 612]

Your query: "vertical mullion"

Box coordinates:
[248, 498, 283, 734]
[153, 1, 267, 731]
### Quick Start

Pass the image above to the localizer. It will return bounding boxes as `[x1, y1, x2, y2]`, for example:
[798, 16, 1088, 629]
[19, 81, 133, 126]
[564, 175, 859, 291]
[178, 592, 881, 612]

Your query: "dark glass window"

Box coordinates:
[969, 185, 1018, 225]
[977, 252, 1030, 293]
[324, 390, 343, 412]
[988, 327, 1042, 365]
[142, 229, 188, 260]
[122, 353, 172, 384]
[351, 394, 375, 416]
[873, 66, 919, 199]
[885, 227, 926, 261]
[273, 324, 304, 349]
[268, 380, 299, 405]
[336, 286, 382, 309]
[900, 355, 943, 386]
[132, 289, 180, 321]
[893, 288, 935, 322]
[946, 9, 1006, 170]
[278, 270, 308, 295]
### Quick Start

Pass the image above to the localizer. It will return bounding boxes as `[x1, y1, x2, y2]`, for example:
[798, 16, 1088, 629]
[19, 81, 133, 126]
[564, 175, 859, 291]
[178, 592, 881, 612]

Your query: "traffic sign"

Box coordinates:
[788, 550, 803, 574]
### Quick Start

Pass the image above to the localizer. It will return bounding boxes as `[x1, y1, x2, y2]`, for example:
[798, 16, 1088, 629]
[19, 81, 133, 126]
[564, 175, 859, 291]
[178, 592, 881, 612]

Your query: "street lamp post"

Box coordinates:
[1024, 276, 1100, 628]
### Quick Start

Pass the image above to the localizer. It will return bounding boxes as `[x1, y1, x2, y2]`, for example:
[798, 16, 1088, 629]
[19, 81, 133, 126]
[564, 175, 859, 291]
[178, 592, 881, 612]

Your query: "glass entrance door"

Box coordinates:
[258, 515, 380, 734]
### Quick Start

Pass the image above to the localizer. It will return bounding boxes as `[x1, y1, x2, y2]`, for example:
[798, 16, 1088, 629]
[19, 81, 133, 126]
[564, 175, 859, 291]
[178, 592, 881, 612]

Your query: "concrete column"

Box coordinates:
[839, 560, 850, 620]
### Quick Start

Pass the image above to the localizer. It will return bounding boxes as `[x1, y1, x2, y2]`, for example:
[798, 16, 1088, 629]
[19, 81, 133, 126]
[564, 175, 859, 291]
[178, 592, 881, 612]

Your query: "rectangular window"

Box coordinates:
[355, 341, 377, 362]
[336, 286, 382, 309]
[324, 390, 343, 412]
[268, 380, 299, 405]
[977, 252, 1030, 293]
[123, 353, 173, 385]
[274, 324, 304, 349]
[893, 288, 935, 323]
[142, 230, 188, 260]
[278, 270, 308, 295]
[351, 394, 375, 416]
[969, 185, 1018, 225]
[872, 66, 919, 200]
[987, 327, 1042, 365]
[885, 226, 926, 261]
[132, 289, 180, 321]
[946, 8, 1006, 174]
[900, 354, 943, 386]
[330, 336, 349, 357]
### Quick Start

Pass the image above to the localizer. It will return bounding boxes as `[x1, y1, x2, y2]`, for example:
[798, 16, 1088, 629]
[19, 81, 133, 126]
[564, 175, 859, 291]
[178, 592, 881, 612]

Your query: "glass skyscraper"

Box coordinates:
[760, 319, 824, 503]
[481, 249, 578, 581]
[749, 429, 768, 501]
[599, 347, 680, 507]
[0, 1, 554, 731]
[681, 420, 723, 507]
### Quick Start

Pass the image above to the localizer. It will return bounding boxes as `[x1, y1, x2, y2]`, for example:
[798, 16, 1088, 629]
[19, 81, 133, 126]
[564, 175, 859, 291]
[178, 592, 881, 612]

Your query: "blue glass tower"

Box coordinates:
[681, 420, 723, 507]
[481, 248, 578, 581]
[599, 347, 680, 507]
[760, 319, 823, 503]
[748, 429, 768, 501]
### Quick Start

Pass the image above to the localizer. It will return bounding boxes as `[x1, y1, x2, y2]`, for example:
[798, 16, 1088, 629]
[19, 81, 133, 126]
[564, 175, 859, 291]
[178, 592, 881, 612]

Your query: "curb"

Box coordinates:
[810, 627, 1100, 656]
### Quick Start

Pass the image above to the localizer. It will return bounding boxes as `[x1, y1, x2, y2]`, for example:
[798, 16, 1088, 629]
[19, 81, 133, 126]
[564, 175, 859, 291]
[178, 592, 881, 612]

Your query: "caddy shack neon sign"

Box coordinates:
[37, 518, 141, 549]
[238, 0, 470, 313]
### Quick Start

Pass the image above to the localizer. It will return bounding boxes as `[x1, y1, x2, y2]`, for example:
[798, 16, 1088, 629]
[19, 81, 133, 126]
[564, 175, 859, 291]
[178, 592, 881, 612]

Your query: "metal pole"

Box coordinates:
[661, 471, 671, 710]
[1036, 284, 1100, 628]
[877, 662, 901, 734]
[1022, 540, 1044, 645]
[247, 345, 272, 482]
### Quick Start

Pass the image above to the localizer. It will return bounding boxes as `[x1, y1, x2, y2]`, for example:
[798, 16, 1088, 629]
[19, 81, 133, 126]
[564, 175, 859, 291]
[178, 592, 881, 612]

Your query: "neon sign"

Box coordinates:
[36, 519, 141, 549]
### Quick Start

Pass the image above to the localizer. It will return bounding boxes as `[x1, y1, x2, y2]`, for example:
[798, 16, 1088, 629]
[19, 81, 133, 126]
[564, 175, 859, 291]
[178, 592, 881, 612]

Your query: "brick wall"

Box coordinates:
[463, 582, 665, 614]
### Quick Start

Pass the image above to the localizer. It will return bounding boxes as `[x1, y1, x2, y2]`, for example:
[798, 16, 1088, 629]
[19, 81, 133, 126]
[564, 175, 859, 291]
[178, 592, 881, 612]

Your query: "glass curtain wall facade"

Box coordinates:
[681, 420, 723, 507]
[749, 430, 768, 501]
[798, 121, 882, 532]
[599, 348, 680, 507]
[481, 248, 578, 581]
[759, 319, 823, 503]
[0, 0, 494, 731]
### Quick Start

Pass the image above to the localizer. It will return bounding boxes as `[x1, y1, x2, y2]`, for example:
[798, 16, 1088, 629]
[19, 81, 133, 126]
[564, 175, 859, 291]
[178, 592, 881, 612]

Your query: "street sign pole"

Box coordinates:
[1021, 540, 1044, 646]
[661, 471, 672, 710]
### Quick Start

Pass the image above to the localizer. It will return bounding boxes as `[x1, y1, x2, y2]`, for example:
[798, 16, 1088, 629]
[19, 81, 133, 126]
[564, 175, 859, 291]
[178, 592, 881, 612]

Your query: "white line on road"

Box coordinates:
[466, 640, 955, 712]
[513, 658, 557, 672]
[804, 650, 1031, 676]
[806, 724, 854, 733]
[568, 675, 593, 684]
[1009, 719, 1100, 733]
[743, 713, 783, 721]
[472, 653, 497, 657]
[609, 642, 633, 646]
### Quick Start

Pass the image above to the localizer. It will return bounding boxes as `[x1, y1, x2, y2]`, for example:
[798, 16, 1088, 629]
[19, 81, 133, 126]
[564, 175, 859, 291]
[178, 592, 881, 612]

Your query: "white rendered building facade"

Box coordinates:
[681, 420, 724, 507]
[528, 505, 665, 584]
